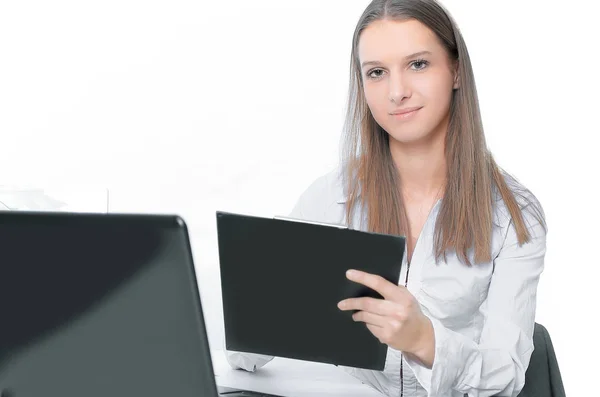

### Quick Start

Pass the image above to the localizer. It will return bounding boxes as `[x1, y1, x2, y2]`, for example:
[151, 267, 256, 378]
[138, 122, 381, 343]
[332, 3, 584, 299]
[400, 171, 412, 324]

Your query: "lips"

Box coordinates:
[390, 106, 422, 115]
[389, 106, 422, 120]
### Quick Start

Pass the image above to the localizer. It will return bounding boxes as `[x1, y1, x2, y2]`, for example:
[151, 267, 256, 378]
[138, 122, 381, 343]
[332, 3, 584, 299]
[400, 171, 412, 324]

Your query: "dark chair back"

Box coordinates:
[517, 323, 566, 397]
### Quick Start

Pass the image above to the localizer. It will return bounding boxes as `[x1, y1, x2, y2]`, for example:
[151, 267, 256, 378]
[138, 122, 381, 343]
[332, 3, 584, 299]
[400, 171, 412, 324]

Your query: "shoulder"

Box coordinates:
[493, 170, 547, 233]
[288, 166, 346, 223]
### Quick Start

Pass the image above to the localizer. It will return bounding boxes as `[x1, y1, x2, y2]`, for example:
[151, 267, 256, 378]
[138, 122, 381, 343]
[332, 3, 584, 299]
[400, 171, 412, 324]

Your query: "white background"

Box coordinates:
[1, 0, 598, 394]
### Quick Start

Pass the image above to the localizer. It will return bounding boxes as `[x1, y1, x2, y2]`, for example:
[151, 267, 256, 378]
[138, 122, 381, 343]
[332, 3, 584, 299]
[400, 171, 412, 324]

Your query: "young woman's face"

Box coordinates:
[358, 19, 458, 145]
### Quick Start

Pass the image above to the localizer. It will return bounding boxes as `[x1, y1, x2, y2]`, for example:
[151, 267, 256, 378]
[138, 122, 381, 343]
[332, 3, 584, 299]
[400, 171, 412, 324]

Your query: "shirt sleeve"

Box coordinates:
[404, 203, 547, 396]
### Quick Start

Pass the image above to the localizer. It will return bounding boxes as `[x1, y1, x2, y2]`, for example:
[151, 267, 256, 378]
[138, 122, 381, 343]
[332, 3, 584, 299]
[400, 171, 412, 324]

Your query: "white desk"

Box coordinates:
[211, 349, 383, 396]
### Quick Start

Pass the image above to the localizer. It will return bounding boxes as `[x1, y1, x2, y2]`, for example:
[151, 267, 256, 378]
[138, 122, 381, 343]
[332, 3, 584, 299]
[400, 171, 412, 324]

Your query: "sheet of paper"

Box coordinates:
[211, 349, 383, 397]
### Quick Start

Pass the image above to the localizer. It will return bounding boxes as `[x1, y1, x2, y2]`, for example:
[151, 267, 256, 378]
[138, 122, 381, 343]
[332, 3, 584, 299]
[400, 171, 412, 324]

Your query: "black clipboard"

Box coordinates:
[216, 210, 406, 371]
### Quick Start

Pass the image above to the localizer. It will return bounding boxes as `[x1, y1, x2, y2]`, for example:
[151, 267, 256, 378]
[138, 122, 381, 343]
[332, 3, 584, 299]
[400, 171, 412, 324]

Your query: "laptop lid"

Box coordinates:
[0, 211, 219, 397]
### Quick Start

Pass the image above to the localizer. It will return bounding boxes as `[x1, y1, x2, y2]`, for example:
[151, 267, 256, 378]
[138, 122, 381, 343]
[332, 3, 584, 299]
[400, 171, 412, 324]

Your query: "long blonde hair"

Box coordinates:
[341, 0, 545, 266]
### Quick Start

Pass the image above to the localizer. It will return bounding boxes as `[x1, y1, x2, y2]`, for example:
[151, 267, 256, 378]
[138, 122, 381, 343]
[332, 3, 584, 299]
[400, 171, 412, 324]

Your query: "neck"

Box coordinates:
[389, 128, 447, 202]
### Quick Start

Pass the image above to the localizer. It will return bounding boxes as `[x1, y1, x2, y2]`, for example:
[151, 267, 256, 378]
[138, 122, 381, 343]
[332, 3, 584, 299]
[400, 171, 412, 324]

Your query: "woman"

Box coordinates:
[226, 0, 547, 396]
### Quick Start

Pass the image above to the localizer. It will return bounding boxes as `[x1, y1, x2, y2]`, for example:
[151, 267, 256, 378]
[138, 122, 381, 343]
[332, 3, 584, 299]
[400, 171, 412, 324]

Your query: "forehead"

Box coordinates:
[358, 19, 442, 61]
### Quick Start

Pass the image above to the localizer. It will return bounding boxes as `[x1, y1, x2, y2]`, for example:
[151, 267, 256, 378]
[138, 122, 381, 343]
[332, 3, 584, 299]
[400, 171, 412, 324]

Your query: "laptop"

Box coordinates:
[0, 210, 280, 397]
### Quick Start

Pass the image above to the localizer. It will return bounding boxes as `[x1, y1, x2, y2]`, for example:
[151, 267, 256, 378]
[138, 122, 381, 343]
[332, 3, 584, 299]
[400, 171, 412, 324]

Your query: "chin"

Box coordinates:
[385, 128, 431, 145]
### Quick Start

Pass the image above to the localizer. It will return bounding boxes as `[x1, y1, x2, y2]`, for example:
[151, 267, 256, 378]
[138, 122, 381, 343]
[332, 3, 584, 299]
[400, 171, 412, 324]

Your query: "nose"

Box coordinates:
[388, 69, 410, 104]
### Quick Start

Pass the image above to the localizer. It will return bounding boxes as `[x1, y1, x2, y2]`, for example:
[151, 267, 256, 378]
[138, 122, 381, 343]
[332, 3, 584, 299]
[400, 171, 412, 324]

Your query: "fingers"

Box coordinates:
[345, 269, 406, 302]
[338, 296, 397, 316]
[365, 323, 386, 343]
[365, 322, 403, 346]
[352, 310, 386, 327]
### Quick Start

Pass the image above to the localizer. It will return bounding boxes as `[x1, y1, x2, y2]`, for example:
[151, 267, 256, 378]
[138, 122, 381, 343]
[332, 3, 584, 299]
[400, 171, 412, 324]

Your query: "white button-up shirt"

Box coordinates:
[225, 167, 547, 397]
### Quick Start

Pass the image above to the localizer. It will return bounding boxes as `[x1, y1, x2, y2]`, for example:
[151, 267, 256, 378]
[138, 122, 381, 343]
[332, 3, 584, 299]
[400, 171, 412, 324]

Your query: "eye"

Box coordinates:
[410, 59, 429, 71]
[366, 68, 385, 80]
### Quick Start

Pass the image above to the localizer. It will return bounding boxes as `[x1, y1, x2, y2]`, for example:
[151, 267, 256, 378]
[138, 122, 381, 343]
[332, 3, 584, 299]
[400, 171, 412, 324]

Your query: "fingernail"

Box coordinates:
[347, 269, 356, 277]
[338, 301, 346, 309]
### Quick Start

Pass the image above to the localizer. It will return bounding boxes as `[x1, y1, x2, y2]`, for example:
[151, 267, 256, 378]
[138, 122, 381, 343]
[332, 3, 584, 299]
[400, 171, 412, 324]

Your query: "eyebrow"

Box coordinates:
[361, 51, 433, 69]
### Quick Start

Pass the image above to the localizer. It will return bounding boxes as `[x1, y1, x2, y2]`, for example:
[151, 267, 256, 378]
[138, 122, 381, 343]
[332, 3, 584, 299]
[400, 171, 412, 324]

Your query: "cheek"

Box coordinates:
[363, 85, 388, 117]
[418, 74, 454, 109]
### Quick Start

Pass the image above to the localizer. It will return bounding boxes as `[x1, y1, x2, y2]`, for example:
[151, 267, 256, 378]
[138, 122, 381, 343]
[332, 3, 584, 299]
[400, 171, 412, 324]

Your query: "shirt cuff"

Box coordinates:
[403, 316, 469, 396]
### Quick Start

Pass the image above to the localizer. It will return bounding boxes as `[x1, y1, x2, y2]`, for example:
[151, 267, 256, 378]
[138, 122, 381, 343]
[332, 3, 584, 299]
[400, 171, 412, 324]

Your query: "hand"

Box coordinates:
[337, 269, 435, 368]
